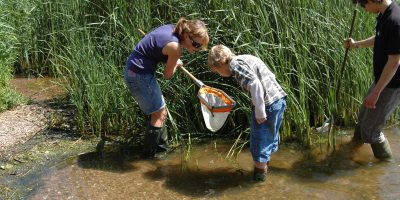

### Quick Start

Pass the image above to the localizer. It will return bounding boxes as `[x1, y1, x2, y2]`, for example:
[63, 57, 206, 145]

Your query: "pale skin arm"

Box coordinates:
[344, 35, 375, 49]
[162, 42, 182, 79]
[364, 54, 400, 109]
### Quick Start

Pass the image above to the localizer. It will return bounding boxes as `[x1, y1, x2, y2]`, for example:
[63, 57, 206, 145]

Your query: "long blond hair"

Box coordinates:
[174, 17, 209, 49]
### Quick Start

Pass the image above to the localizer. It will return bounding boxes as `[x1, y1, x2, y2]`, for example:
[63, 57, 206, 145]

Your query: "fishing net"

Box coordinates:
[197, 86, 236, 132]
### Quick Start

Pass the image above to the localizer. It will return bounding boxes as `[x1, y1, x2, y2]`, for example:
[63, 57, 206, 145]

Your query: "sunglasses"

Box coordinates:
[189, 35, 202, 49]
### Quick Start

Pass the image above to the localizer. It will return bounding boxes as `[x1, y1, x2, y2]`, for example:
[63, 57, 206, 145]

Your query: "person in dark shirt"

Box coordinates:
[345, 0, 400, 161]
[125, 18, 209, 158]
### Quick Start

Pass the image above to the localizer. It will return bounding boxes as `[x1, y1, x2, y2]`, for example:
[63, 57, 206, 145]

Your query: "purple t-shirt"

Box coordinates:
[126, 24, 180, 74]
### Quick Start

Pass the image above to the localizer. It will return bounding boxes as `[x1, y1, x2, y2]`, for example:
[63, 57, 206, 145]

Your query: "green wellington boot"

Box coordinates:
[370, 139, 393, 162]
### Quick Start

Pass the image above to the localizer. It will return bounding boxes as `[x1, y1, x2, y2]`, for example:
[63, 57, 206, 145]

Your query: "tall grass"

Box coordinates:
[0, 0, 27, 110]
[3, 0, 385, 146]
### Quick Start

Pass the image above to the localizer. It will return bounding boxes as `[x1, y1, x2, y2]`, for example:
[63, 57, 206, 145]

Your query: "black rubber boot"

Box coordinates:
[142, 125, 163, 158]
[371, 139, 393, 162]
[157, 125, 170, 152]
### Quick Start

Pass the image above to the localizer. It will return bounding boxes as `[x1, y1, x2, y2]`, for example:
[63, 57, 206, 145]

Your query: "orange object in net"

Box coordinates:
[198, 86, 236, 113]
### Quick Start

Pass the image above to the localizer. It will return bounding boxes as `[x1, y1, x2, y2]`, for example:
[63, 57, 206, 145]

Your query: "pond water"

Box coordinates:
[11, 76, 65, 102]
[24, 128, 400, 200]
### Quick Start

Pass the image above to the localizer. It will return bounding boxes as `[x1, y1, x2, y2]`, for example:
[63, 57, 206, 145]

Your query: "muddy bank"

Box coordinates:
[0, 105, 51, 156]
[1, 77, 66, 159]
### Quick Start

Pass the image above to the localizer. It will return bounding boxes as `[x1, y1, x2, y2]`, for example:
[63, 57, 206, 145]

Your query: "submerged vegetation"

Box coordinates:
[1, 0, 385, 145]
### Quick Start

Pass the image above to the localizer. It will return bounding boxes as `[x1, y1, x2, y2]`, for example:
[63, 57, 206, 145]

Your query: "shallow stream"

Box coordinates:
[1, 128, 398, 200]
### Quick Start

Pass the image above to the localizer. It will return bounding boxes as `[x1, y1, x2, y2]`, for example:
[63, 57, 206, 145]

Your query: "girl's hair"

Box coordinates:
[174, 17, 209, 49]
[208, 45, 235, 68]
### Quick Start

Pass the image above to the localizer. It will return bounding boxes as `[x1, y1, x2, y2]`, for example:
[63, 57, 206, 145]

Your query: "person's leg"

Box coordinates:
[273, 98, 286, 153]
[359, 86, 400, 161]
[150, 107, 170, 152]
[150, 107, 167, 127]
[124, 71, 168, 157]
[125, 72, 165, 116]
[143, 86, 169, 158]
[351, 106, 365, 150]
[353, 107, 366, 141]
[250, 98, 286, 181]
[250, 109, 268, 181]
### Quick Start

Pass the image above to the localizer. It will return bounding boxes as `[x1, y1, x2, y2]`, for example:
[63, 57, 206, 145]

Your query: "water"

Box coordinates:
[26, 128, 400, 200]
[11, 76, 65, 102]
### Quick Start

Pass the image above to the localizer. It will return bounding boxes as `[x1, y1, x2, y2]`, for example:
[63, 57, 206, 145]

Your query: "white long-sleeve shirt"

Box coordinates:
[229, 55, 287, 119]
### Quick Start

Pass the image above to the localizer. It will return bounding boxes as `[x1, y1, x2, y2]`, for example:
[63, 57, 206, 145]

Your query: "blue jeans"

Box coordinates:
[124, 67, 165, 115]
[250, 97, 286, 163]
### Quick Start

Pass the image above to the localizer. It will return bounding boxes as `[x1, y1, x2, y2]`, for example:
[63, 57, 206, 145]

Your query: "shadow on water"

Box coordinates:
[76, 142, 143, 173]
[76, 139, 257, 197]
[288, 140, 364, 180]
[75, 134, 372, 197]
[144, 163, 253, 197]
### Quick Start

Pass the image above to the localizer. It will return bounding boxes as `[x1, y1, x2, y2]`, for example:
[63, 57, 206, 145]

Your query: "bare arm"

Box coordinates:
[162, 42, 182, 79]
[364, 54, 400, 108]
[344, 35, 375, 49]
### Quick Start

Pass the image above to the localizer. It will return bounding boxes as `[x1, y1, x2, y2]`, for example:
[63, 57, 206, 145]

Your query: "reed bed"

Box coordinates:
[0, 0, 26, 111]
[2, 0, 385, 146]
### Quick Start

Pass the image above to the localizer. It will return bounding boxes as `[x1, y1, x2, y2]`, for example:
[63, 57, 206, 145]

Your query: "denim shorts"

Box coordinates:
[124, 67, 165, 115]
[250, 97, 286, 163]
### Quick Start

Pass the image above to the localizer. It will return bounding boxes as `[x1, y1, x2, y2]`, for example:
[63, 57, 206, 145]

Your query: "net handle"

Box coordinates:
[179, 66, 205, 87]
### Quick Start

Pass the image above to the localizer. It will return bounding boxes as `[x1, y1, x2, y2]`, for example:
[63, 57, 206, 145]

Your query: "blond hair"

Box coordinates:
[208, 45, 235, 68]
[174, 17, 209, 50]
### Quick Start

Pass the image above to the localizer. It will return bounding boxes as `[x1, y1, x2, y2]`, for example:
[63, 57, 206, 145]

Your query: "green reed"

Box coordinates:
[3, 0, 383, 146]
[0, 0, 26, 110]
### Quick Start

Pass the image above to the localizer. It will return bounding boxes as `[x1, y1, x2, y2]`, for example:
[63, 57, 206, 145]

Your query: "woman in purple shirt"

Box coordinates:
[125, 18, 209, 158]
